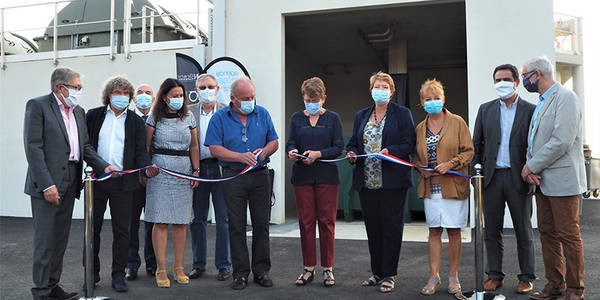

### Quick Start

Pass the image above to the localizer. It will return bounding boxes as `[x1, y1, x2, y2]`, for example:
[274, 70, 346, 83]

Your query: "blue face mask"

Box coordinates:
[240, 100, 255, 115]
[168, 97, 184, 111]
[135, 94, 152, 110]
[111, 95, 130, 111]
[423, 99, 444, 115]
[304, 101, 321, 115]
[523, 71, 539, 93]
[371, 89, 390, 104]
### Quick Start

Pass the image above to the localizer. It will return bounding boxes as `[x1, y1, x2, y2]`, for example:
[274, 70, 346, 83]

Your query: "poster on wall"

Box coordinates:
[175, 53, 204, 105]
[204, 57, 250, 106]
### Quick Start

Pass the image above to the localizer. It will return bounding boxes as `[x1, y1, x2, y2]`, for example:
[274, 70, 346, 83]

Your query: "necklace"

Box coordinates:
[373, 108, 386, 124]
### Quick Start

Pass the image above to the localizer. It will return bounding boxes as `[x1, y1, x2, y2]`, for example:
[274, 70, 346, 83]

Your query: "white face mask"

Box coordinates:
[199, 88, 216, 104]
[494, 81, 515, 99]
[63, 87, 82, 107]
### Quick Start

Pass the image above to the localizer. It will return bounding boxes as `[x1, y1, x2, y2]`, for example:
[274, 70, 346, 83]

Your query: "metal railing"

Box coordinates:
[554, 13, 582, 55]
[1, 0, 207, 70]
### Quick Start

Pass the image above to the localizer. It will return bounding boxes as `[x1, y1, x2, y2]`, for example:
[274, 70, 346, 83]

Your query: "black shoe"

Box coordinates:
[231, 277, 248, 290]
[125, 267, 138, 281]
[146, 266, 156, 277]
[112, 277, 129, 293]
[49, 285, 78, 300]
[217, 268, 231, 281]
[188, 268, 205, 279]
[254, 273, 274, 287]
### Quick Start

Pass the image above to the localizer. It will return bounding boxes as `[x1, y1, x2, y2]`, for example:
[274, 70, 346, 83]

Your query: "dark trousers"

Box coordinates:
[92, 179, 133, 279]
[294, 184, 338, 267]
[222, 167, 271, 279]
[483, 169, 535, 282]
[359, 188, 407, 278]
[191, 159, 231, 270]
[126, 186, 156, 271]
[535, 192, 585, 295]
[31, 163, 78, 297]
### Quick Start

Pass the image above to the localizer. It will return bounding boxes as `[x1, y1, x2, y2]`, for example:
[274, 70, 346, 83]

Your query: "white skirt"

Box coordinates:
[424, 192, 468, 228]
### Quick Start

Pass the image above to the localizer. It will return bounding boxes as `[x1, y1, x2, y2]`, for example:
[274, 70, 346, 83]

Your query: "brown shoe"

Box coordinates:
[556, 290, 584, 300]
[529, 283, 564, 300]
[516, 281, 534, 294]
[483, 278, 503, 291]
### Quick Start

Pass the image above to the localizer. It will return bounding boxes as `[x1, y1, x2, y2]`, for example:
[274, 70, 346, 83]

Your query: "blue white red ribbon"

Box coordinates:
[93, 149, 470, 182]
[292, 152, 470, 178]
[92, 150, 265, 182]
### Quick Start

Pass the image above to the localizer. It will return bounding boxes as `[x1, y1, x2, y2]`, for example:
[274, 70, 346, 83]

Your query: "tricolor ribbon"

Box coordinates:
[292, 152, 470, 178]
[92, 149, 265, 182]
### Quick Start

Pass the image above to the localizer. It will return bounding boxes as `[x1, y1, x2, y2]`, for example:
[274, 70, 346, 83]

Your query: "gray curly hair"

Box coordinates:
[101, 76, 134, 106]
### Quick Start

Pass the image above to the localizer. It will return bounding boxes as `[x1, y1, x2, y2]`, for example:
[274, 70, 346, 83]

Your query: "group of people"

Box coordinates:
[24, 54, 586, 300]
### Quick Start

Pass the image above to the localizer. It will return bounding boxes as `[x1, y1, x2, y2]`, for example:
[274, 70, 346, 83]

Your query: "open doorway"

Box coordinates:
[284, 1, 468, 222]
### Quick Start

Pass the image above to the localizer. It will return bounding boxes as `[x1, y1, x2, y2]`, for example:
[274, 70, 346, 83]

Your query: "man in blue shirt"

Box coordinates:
[205, 76, 279, 290]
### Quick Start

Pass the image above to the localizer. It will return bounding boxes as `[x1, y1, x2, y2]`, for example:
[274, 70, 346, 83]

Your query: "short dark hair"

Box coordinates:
[492, 64, 519, 81]
[152, 78, 188, 123]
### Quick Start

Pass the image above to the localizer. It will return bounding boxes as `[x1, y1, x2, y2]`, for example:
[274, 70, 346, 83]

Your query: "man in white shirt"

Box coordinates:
[85, 76, 157, 292]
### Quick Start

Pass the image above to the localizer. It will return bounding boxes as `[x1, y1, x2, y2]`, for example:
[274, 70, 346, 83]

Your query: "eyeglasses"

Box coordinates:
[521, 70, 536, 79]
[62, 84, 83, 91]
[197, 85, 216, 90]
[303, 97, 322, 103]
[241, 127, 248, 143]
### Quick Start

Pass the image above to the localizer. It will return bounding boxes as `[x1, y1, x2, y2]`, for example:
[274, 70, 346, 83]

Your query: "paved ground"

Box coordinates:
[1, 199, 598, 300]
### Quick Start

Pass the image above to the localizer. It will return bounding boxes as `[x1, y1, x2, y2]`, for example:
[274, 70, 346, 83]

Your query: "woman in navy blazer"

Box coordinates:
[346, 71, 416, 293]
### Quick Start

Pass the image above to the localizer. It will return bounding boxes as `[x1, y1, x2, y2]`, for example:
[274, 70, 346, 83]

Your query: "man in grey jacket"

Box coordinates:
[521, 56, 586, 300]
[24, 67, 116, 300]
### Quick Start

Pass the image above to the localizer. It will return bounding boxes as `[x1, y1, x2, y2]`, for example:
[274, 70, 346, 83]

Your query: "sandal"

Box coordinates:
[323, 269, 335, 287]
[379, 277, 395, 293]
[173, 267, 189, 285]
[420, 276, 441, 296]
[361, 275, 381, 286]
[155, 269, 170, 288]
[448, 276, 461, 294]
[295, 268, 315, 286]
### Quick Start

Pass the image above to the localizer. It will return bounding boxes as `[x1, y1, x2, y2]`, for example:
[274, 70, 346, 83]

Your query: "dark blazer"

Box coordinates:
[24, 93, 109, 198]
[346, 101, 416, 191]
[472, 96, 535, 194]
[86, 106, 151, 191]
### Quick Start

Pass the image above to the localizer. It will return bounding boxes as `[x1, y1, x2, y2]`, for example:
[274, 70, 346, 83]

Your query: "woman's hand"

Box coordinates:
[346, 151, 357, 163]
[288, 149, 300, 161]
[434, 161, 455, 175]
[144, 164, 160, 178]
[302, 150, 321, 165]
[379, 148, 389, 155]
[191, 170, 200, 188]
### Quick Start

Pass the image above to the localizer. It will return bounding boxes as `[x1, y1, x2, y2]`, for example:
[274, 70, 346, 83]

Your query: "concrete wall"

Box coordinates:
[221, 0, 555, 225]
[1, 47, 193, 219]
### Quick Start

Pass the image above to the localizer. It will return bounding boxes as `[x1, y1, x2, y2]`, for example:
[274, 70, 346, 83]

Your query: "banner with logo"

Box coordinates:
[204, 57, 250, 106]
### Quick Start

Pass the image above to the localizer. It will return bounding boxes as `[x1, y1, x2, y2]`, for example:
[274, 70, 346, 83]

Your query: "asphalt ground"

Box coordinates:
[1, 199, 598, 300]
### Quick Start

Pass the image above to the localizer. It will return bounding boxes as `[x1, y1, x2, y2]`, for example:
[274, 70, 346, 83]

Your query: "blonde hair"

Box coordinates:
[369, 71, 395, 95]
[419, 79, 445, 101]
[301, 77, 326, 98]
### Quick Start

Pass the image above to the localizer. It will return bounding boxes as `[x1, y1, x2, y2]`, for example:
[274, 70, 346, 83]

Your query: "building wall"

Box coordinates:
[1, 48, 192, 219]
[220, 0, 555, 225]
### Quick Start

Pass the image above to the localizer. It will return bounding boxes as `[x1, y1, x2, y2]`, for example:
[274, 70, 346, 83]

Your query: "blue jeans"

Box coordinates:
[190, 160, 231, 270]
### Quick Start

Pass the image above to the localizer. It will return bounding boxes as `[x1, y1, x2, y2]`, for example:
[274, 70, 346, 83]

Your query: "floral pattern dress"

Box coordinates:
[362, 116, 386, 189]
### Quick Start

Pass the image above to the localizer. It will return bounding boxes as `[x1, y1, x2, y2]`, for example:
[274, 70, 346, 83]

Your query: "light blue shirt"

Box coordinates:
[496, 98, 517, 168]
[528, 82, 558, 156]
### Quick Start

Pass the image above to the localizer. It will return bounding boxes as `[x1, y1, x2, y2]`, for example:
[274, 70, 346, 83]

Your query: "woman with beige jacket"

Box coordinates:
[413, 79, 474, 296]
